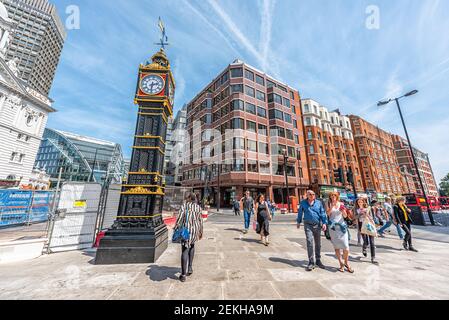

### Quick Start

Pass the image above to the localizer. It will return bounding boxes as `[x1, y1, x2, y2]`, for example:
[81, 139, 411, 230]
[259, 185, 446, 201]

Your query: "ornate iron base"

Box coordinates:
[94, 223, 168, 265]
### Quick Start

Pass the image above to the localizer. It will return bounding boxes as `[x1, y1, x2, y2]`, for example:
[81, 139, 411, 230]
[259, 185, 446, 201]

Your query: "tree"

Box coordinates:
[440, 173, 449, 196]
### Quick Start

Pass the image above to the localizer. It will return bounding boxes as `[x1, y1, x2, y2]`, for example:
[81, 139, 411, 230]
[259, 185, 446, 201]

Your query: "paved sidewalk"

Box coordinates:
[1, 215, 449, 300]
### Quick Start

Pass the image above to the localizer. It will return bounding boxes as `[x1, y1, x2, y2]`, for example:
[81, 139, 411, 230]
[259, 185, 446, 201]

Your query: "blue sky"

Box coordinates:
[50, 0, 449, 183]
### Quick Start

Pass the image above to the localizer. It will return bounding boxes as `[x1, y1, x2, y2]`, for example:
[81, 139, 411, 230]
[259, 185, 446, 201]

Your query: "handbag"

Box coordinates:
[172, 206, 190, 243]
[324, 227, 331, 240]
[361, 216, 378, 237]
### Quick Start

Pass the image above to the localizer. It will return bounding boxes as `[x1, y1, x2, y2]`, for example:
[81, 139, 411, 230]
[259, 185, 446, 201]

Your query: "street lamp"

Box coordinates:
[296, 147, 304, 199]
[378, 90, 435, 225]
[283, 149, 291, 213]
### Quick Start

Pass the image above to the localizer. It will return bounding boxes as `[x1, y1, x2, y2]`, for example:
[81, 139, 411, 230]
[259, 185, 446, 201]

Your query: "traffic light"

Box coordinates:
[347, 170, 354, 184]
[333, 168, 343, 183]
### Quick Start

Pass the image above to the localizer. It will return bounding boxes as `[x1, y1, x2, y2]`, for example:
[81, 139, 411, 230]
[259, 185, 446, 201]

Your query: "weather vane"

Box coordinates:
[155, 17, 169, 50]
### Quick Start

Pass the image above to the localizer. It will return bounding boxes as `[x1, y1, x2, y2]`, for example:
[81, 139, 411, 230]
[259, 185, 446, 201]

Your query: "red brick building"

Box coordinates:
[349, 115, 406, 194]
[392, 134, 439, 197]
[301, 99, 364, 198]
[182, 60, 310, 207]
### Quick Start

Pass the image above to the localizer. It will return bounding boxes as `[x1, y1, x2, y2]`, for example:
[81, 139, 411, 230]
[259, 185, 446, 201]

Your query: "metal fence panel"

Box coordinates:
[101, 184, 121, 230]
[48, 183, 101, 252]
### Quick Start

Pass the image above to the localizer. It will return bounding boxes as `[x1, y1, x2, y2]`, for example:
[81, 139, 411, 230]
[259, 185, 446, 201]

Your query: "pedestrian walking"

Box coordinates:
[371, 200, 384, 226]
[355, 197, 378, 264]
[255, 194, 272, 246]
[233, 198, 241, 216]
[326, 191, 354, 273]
[297, 190, 328, 271]
[394, 196, 418, 252]
[378, 196, 404, 240]
[175, 192, 204, 282]
[240, 191, 255, 234]
[266, 198, 276, 220]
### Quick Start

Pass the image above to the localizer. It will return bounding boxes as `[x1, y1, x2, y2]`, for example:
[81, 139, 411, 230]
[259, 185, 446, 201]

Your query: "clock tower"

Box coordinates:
[95, 46, 175, 264]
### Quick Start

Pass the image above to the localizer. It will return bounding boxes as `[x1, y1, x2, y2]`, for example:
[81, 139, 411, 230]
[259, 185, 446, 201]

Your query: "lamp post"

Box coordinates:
[217, 163, 221, 213]
[378, 90, 435, 225]
[283, 150, 291, 213]
[296, 147, 304, 199]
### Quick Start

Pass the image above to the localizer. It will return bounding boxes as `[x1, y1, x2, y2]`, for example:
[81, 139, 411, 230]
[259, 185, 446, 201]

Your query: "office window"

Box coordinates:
[247, 120, 256, 133]
[231, 84, 243, 93]
[232, 159, 245, 172]
[256, 90, 265, 102]
[244, 69, 254, 81]
[231, 118, 244, 129]
[269, 109, 284, 121]
[257, 106, 267, 118]
[268, 93, 282, 104]
[245, 85, 255, 98]
[267, 80, 276, 88]
[230, 99, 244, 111]
[288, 146, 295, 158]
[259, 142, 269, 154]
[258, 124, 267, 136]
[270, 126, 285, 138]
[230, 68, 243, 78]
[307, 130, 313, 140]
[233, 137, 245, 150]
[245, 102, 256, 114]
[247, 140, 257, 152]
[256, 75, 265, 86]
[286, 129, 294, 140]
[248, 160, 258, 173]
[260, 162, 271, 174]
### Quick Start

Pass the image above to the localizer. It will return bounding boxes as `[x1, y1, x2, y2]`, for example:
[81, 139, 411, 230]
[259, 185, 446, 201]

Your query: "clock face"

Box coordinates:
[140, 74, 165, 95]
[169, 81, 175, 105]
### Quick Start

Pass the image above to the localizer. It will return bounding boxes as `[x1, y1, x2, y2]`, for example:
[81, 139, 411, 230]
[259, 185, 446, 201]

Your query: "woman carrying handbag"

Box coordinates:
[254, 194, 272, 246]
[326, 192, 354, 273]
[354, 197, 379, 265]
[173, 192, 204, 282]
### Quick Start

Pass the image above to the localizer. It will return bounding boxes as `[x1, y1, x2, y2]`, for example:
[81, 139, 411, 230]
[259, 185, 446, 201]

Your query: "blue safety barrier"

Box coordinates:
[0, 190, 54, 227]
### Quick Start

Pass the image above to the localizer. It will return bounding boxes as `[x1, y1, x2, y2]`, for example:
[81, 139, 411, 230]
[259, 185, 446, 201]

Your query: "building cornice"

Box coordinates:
[0, 59, 56, 113]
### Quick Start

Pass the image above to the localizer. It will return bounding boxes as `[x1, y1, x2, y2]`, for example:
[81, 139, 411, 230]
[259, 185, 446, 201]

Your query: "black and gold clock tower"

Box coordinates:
[95, 47, 175, 264]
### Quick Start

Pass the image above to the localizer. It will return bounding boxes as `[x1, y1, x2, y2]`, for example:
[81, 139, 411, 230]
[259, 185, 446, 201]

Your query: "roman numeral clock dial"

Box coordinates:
[140, 74, 165, 95]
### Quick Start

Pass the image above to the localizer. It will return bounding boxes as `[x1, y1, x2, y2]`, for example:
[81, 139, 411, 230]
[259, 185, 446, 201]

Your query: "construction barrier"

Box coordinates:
[0, 190, 54, 227]
[48, 183, 101, 252]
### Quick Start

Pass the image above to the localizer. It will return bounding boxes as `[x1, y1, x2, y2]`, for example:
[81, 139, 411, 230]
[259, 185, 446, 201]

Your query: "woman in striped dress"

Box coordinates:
[175, 192, 204, 282]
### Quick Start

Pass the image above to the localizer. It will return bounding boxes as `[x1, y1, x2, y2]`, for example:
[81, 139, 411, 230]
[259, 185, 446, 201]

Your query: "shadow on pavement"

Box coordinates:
[268, 257, 305, 267]
[235, 238, 260, 243]
[146, 265, 180, 282]
[225, 228, 244, 233]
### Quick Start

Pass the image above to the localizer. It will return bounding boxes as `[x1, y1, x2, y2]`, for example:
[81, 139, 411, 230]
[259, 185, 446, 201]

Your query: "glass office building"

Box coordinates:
[34, 128, 124, 186]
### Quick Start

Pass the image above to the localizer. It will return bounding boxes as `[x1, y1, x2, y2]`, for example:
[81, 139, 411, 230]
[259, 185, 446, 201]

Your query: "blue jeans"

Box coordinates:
[378, 220, 404, 239]
[244, 209, 253, 229]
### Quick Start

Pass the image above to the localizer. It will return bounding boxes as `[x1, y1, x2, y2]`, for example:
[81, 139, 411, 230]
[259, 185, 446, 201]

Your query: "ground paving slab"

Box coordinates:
[1, 214, 449, 300]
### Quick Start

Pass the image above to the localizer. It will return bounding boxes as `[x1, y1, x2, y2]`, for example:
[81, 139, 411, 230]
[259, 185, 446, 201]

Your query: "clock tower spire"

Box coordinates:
[95, 21, 175, 265]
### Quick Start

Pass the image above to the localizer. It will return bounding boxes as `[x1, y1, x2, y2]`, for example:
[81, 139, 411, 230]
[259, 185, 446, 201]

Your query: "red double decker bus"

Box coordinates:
[404, 194, 441, 211]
